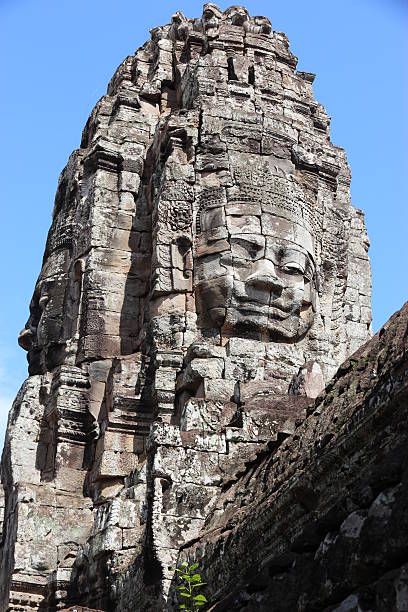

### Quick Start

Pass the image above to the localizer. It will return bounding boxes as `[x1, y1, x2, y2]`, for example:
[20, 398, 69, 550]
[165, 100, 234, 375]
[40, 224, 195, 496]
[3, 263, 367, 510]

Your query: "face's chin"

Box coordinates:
[226, 286, 314, 339]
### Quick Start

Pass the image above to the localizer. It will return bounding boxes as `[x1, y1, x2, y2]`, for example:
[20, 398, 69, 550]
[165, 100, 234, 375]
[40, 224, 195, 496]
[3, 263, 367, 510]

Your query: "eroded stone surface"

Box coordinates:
[179, 302, 408, 611]
[0, 5, 373, 610]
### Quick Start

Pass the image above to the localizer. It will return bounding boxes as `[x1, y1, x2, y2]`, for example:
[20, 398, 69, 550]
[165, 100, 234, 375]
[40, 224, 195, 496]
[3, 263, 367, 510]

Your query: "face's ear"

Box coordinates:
[302, 272, 317, 314]
[195, 276, 233, 329]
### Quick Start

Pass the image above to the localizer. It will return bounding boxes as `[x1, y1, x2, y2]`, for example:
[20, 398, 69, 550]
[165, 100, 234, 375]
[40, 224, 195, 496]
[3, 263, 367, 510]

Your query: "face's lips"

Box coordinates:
[233, 299, 294, 320]
[235, 292, 296, 312]
[235, 287, 296, 309]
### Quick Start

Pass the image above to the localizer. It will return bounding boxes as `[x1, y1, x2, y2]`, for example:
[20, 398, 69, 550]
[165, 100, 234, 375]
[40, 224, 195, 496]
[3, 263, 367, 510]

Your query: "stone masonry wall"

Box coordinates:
[180, 301, 408, 611]
[0, 5, 373, 610]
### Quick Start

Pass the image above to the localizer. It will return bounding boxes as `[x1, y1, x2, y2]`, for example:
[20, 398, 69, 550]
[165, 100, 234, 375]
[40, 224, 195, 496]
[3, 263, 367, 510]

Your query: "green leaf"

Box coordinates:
[194, 594, 207, 602]
[180, 592, 191, 598]
[194, 603, 205, 607]
[189, 563, 199, 571]
[181, 561, 188, 567]
[177, 586, 187, 591]
[191, 573, 202, 582]
[179, 606, 186, 610]
[192, 583, 206, 588]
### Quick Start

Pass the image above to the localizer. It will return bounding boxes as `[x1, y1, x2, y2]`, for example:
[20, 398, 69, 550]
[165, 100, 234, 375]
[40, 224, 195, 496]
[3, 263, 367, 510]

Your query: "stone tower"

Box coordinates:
[0, 5, 372, 610]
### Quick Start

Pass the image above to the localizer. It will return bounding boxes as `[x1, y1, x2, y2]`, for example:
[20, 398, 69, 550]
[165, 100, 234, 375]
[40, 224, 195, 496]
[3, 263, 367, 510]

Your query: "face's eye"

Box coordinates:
[281, 264, 304, 276]
[247, 242, 263, 259]
[304, 259, 315, 282]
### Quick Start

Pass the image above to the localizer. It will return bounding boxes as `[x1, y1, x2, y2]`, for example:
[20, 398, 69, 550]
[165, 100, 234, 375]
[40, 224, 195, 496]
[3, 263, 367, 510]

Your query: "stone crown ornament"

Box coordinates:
[230, 167, 317, 233]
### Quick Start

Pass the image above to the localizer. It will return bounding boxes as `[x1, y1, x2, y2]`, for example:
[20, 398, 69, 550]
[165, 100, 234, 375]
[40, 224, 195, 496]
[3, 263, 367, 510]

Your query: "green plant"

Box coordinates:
[171, 560, 207, 610]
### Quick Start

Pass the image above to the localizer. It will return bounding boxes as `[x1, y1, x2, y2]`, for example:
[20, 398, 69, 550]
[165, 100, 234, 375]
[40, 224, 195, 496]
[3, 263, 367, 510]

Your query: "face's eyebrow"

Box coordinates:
[266, 239, 315, 265]
[230, 235, 265, 248]
[279, 248, 305, 261]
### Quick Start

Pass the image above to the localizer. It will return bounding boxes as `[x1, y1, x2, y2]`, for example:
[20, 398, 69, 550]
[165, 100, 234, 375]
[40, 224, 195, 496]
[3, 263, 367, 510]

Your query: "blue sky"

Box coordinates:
[0, 0, 407, 446]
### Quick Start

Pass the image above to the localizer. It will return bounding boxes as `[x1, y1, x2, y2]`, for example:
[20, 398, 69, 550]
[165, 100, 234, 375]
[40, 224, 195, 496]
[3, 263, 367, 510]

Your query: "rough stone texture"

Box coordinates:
[0, 4, 374, 611]
[180, 302, 408, 612]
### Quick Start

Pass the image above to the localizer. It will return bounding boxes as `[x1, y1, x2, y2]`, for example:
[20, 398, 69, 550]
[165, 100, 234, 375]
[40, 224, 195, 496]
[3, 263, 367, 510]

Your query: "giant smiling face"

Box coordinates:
[194, 172, 317, 341]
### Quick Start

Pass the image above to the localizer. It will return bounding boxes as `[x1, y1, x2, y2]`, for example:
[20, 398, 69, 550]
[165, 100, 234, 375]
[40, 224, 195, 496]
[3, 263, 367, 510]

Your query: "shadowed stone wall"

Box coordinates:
[180, 302, 408, 611]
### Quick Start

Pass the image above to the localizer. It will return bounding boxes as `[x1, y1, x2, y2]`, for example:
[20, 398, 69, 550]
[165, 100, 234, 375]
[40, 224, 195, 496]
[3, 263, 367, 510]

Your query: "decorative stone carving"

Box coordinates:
[201, 3, 223, 39]
[0, 5, 375, 611]
[195, 165, 318, 339]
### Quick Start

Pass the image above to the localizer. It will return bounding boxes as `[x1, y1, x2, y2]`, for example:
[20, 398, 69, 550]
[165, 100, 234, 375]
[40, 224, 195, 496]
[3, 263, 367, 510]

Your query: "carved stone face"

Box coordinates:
[223, 6, 249, 26]
[202, 4, 223, 39]
[19, 283, 50, 349]
[18, 270, 68, 373]
[195, 182, 317, 341]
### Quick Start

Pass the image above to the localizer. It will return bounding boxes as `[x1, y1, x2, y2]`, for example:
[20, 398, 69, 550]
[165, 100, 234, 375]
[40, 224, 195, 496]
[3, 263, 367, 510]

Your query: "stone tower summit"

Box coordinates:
[0, 5, 376, 610]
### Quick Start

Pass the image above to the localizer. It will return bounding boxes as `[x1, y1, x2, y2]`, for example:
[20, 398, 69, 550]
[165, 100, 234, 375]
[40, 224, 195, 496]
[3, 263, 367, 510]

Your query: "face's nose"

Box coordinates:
[18, 327, 34, 351]
[245, 259, 284, 293]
